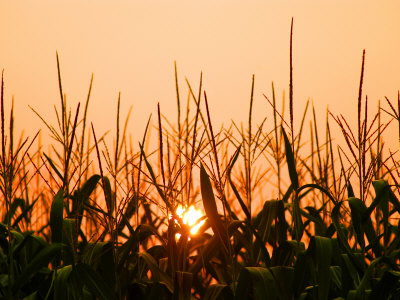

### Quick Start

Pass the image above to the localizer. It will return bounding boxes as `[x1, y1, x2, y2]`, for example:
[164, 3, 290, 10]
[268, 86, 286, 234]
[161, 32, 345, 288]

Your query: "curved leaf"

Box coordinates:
[200, 164, 229, 256]
[139, 252, 173, 293]
[13, 243, 63, 291]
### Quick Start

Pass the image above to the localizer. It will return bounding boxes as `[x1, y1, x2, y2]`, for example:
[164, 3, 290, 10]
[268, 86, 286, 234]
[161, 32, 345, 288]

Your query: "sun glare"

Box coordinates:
[171, 205, 205, 239]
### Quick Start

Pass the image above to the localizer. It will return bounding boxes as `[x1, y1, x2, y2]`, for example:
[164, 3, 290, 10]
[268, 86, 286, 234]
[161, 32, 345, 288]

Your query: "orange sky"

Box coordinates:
[0, 1, 399, 149]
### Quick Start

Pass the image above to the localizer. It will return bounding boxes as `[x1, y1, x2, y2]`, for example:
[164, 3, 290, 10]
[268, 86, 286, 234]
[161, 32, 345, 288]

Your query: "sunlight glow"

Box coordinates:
[171, 205, 205, 239]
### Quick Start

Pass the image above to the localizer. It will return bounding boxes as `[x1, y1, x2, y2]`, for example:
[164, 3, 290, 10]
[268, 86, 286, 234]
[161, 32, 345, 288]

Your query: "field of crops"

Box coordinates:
[1, 29, 400, 299]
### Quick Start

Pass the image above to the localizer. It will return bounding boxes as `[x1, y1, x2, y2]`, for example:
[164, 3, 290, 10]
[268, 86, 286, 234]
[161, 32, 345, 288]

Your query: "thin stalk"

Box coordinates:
[188, 73, 202, 205]
[78, 74, 93, 187]
[174, 62, 183, 206]
[376, 100, 381, 179]
[272, 83, 281, 198]
[1, 70, 13, 300]
[289, 17, 294, 146]
[158, 103, 166, 196]
[357, 50, 366, 201]
[247, 75, 255, 217]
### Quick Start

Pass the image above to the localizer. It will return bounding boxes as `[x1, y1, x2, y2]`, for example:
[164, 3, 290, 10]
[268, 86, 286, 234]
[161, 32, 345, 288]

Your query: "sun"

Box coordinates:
[171, 205, 205, 239]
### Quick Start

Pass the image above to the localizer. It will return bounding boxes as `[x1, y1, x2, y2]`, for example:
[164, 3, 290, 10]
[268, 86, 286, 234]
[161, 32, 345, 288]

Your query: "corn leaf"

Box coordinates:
[282, 127, 298, 190]
[50, 189, 64, 245]
[309, 236, 333, 300]
[173, 271, 192, 300]
[139, 252, 173, 293]
[13, 243, 63, 291]
[200, 164, 229, 256]
[75, 262, 114, 300]
[204, 284, 234, 300]
[234, 267, 278, 300]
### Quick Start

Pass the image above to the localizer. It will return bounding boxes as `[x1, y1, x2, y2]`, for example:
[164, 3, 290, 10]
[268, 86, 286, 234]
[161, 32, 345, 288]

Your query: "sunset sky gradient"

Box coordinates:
[1, 1, 399, 147]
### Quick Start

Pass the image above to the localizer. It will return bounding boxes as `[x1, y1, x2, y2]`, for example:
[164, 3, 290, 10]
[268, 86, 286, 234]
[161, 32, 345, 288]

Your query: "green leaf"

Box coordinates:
[347, 181, 355, 198]
[331, 202, 360, 269]
[98, 242, 116, 291]
[3, 198, 25, 225]
[235, 267, 278, 300]
[348, 197, 382, 256]
[293, 249, 311, 297]
[227, 145, 250, 220]
[12, 198, 39, 228]
[173, 271, 192, 300]
[50, 189, 64, 245]
[370, 180, 391, 250]
[75, 262, 114, 300]
[245, 220, 271, 266]
[139, 252, 173, 293]
[13, 243, 63, 291]
[200, 164, 229, 256]
[139, 142, 171, 210]
[329, 266, 343, 293]
[354, 257, 381, 299]
[282, 127, 298, 190]
[102, 176, 114, 215]
[341, 254, 361, 287]
[256, 200, 284, 256]
[189, 220, 242, 275]
[270, 266, 295, 299]
[80, 174, 101, 201]
[61, 218, 75, 265]
[148, 282, 171, 299]
[43, 153, 63, 181]
[54, 265, 74, 300]
[282, 128, 303, 241]
[370, 270, 400, 299]
[302, 206, 327, 236]
[309, 236, 333, 300]
[204, 284, 234, 300]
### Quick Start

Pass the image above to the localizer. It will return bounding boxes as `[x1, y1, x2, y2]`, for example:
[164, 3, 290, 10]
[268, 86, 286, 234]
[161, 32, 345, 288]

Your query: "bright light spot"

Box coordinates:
[170, 205, 205, 239]
[183, 206, 204, 235]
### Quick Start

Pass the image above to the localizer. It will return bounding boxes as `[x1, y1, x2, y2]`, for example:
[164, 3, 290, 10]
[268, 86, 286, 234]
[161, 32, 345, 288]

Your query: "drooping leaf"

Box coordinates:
[189, 220, 242, 275]
[348, 197, 382, 256]
[80, 174, 101, 201]
[139, 252, 173, 293]
[13, 243, 63, 291]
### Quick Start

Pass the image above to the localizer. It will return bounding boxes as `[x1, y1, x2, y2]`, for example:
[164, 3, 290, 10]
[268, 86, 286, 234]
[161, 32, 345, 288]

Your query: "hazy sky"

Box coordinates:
[1, 1, 399, 148]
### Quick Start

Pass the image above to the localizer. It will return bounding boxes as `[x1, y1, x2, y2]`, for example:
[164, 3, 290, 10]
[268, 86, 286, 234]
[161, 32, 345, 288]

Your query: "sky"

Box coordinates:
[0, 1, 399, 150]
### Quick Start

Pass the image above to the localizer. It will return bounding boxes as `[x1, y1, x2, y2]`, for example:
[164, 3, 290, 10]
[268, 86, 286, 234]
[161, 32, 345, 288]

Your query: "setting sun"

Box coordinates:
[171, 205, 205, 238]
